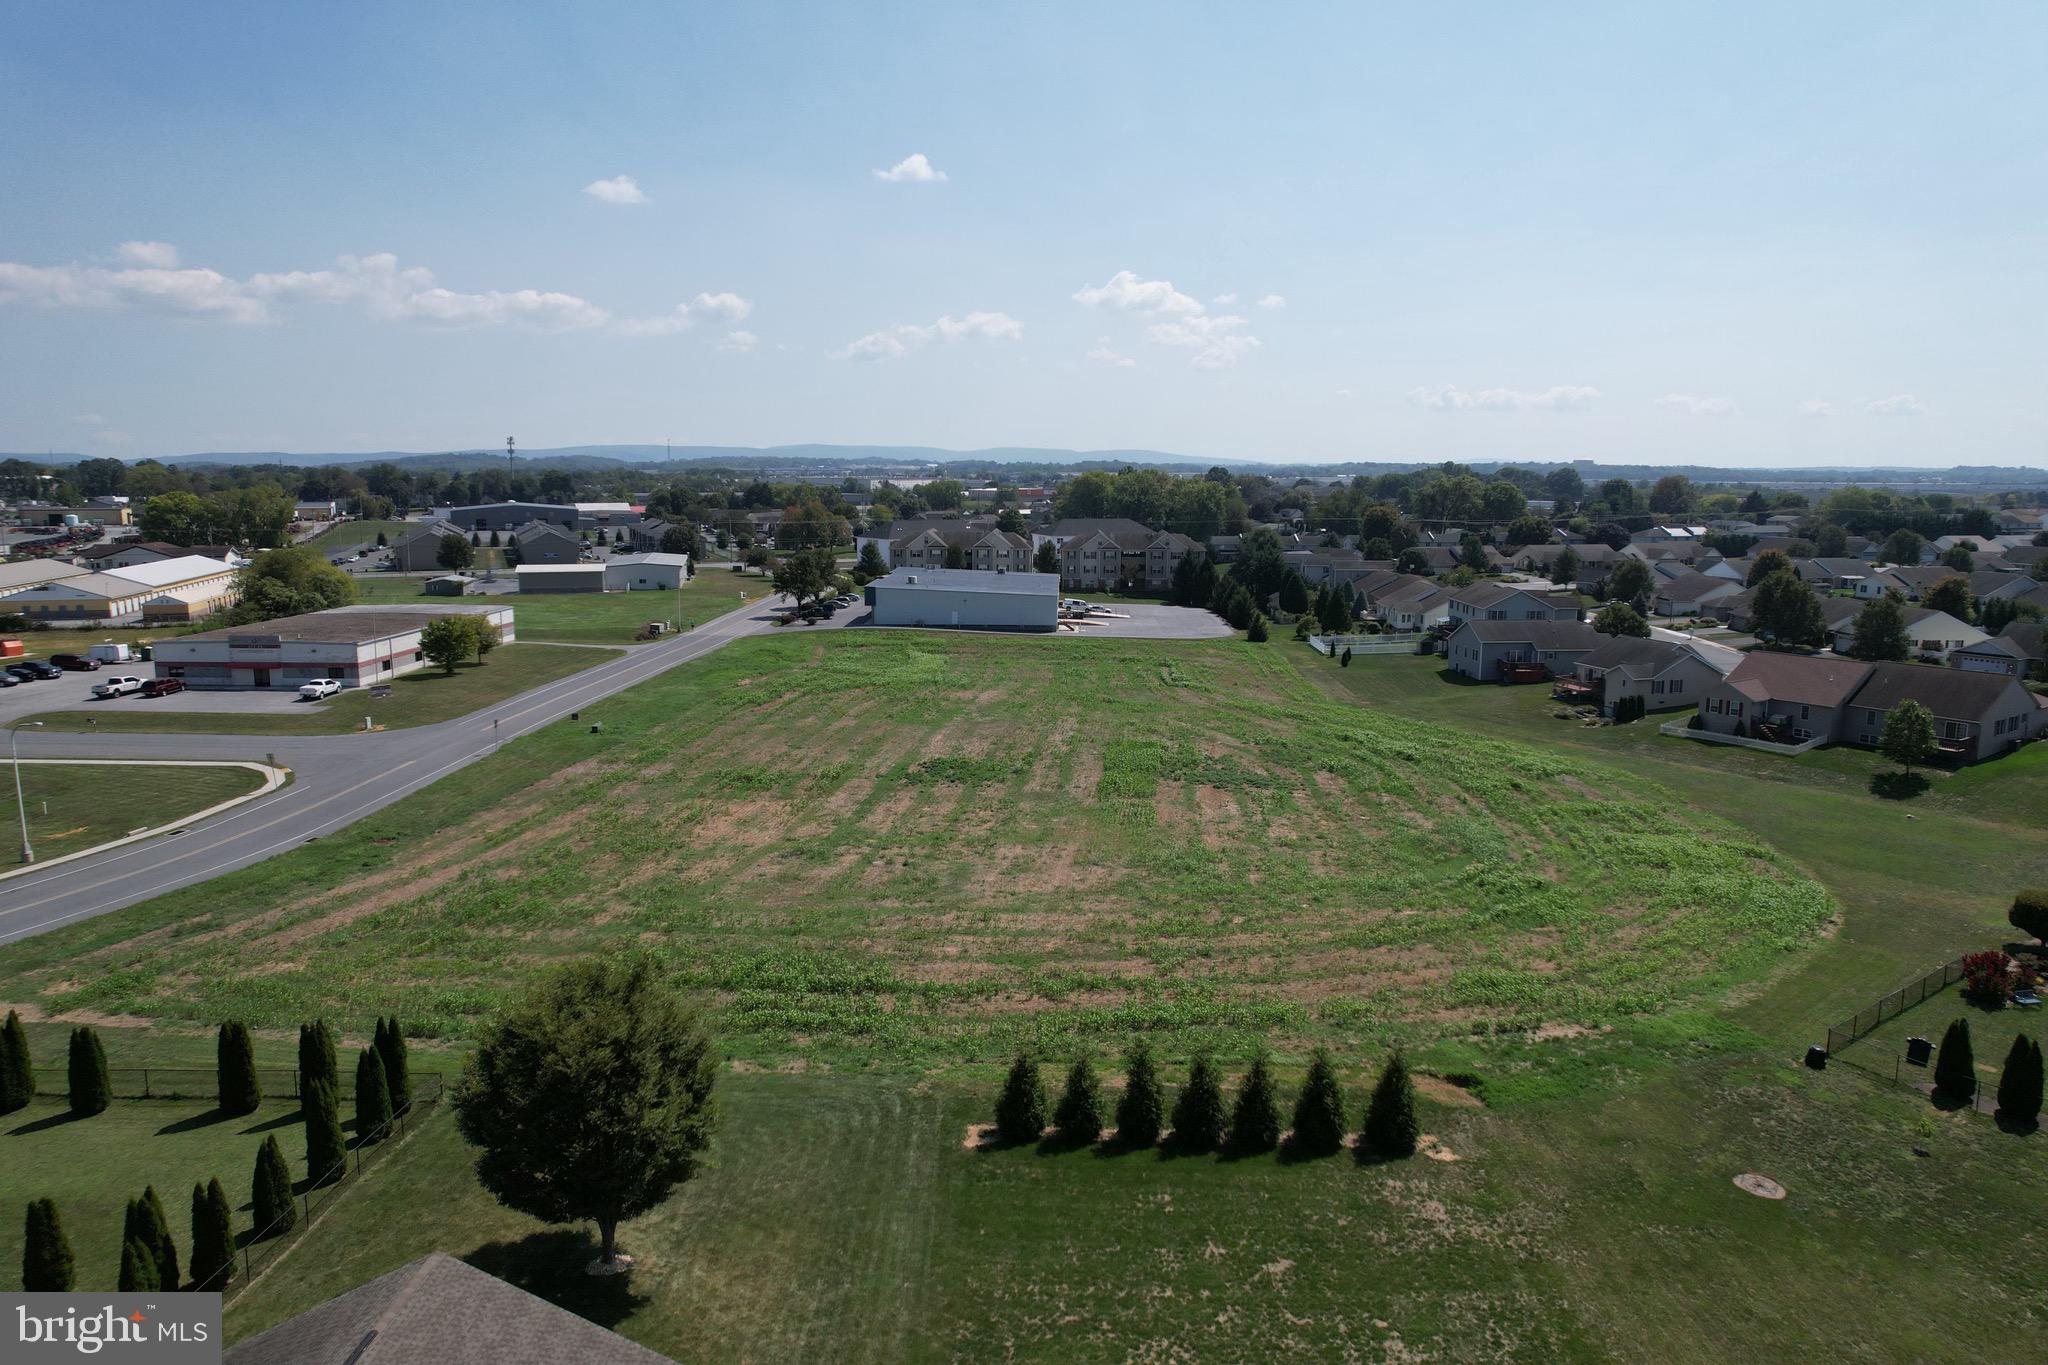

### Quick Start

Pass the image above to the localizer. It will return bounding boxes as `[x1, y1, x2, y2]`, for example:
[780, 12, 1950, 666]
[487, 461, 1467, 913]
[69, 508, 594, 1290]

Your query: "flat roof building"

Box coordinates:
[515, 563, 607, 594]
[4, 554, 238, 622]
[153, 604, 514, 690]
[868, 566, 1059, 631]
[446, 501, 578, 532]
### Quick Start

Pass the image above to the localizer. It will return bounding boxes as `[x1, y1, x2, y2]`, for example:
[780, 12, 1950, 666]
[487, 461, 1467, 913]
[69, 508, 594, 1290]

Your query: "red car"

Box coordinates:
[139, 678, 185, 697]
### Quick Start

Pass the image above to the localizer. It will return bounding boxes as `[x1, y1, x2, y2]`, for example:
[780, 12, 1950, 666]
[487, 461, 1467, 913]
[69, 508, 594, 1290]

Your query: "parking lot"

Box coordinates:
[0, 670, 316, 725]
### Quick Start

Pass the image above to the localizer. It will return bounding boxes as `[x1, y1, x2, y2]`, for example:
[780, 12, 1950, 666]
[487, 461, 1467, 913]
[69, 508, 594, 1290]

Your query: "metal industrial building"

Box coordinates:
[603, 553, 691, 590]
[514, 563, 606, 594]
[867, 567, 1059, 631]
[152, 605, 515, 690]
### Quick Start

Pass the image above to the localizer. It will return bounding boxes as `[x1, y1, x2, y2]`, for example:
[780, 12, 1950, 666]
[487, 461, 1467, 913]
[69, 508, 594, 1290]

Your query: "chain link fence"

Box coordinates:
[1824, 957, 1966, 1056]
[34, 1067, 304, 1102]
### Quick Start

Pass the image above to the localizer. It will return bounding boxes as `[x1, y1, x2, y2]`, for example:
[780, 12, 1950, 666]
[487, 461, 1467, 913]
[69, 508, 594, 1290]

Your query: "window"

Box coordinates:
[327, 666, 345, 680]
[1669, 680, 1683, 694]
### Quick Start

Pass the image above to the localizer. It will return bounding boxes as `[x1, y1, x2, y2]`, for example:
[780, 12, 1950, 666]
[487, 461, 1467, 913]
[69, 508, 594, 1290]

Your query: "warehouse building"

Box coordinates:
[152, 605, 515, 690]
[867, 567, 1059, 631]
[604, 553, 691, 590]
[515, 563, 606, 594]
[446, 501, 577, 532]
[4, 554, 238, 622]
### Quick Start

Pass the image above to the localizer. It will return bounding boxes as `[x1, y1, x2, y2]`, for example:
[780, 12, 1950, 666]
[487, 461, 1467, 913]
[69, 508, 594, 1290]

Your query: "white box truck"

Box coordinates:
[87, 643, 134, 663]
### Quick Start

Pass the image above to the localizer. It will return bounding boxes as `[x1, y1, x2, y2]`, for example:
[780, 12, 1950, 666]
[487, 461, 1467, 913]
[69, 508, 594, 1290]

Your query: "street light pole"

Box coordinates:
[12, 720, 44, 864]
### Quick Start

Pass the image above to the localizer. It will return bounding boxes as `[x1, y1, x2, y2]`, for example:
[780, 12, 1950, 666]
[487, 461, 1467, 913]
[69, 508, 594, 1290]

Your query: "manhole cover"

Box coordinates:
[1733, 1173, 1786, 1200]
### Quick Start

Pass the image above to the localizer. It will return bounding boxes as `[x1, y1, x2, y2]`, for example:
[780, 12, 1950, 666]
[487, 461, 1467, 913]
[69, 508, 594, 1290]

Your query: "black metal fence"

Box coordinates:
[206, 1072, 447, 1298]
[1824, 957, 1966, 1055]
[34, 1067, 304, 1102]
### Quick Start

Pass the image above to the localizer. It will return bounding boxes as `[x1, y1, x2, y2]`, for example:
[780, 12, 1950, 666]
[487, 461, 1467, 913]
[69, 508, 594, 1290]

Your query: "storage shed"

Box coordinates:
[515, 564, 606, 594]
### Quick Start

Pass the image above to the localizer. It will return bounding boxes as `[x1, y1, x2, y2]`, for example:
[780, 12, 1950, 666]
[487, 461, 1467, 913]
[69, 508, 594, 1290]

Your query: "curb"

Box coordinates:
[0, 759, 290, 884]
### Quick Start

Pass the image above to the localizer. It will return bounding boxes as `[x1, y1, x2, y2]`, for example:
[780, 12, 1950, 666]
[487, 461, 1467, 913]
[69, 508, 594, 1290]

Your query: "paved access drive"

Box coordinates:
[0, 596, 786, 945]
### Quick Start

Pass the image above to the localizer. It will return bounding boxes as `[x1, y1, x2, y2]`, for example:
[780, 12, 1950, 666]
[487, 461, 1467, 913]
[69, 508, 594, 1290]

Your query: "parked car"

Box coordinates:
[21, 661, 60, 680]
[91, 675, 145, 698]
[298, 678, 343, 700]
[5, 664, 40, 683]
[139, 678, 185, 697]
[0, 672, 17, 687]
[48, 653, 100, 671]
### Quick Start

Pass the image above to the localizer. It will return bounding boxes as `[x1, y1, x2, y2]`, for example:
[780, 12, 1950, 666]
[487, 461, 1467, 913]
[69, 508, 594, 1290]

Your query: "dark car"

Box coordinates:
[3, 664, 38, 683]
[0, 672, 16, 687]
[48, 654, 100, 671]
[139, 678, 185, 697]
[21, 660, 61, 680]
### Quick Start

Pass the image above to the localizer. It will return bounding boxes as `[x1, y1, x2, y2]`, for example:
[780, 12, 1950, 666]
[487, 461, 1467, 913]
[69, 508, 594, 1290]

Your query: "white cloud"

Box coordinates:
[1211, 292, 1239, 305]
[1407, 384, 1600, 412]
[1333, 386, 1355, 398]
[615, 291, 754, 337]
[0, 244, 746, 338]
[116, 240, 179, 268]
[1077, 270, 1263, 369]
[1654, 393, 1736, 417]
[1085, 337, 1135, 368]
[1867, 393, 1926, 416]
[873, 153, 947, 183]
[1797, 399, 1835, 419]
[583, 175, 648, 205]
[834, 310, 1023, 361]
[717, 330, 759, 353]
[1256, 293, 1287, 310]
[74, 413, 105, 425]
[1074, 270, 1203, 315]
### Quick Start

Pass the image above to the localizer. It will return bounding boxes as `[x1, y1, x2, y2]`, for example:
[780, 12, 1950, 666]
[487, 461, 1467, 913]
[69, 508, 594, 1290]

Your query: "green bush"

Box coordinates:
[1227, 1052, 1281, 1155]
[298, 1021, 338, 1095]
[1933, 1019, 1975, 1104]
[252, 1135, 297, 1236]
[375, 1016, 412, 1114]
[21, 1198, 75, 1291]
[1996, 1036, 2042, 1129]
[355, 1048, 392, 1142]
[117, 1235, 159, 1292]
[1363, 1053, 1420, 1159]
[993, 1055, 1046, 1145]
[0, 1008, 32, 1115]
[188, 1179, 234, 1291]
[303, 1078, 347, 1185]
[2010, 889, 2048, 944]
[124, 1187, 178, 1289]
[1114, 1042, 1164, 1149]
[1289, 1047, 1348, 1157]
[216, 1021, 260, 1116]
[67, 1027, 109, 1117]
[1170, 1055, 1226, 1153]
[1052, 1057, 1104, 1144]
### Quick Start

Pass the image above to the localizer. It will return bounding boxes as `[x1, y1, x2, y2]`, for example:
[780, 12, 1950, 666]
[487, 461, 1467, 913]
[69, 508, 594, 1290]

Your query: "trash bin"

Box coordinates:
[1804, 1045, 1828, 1070]
[1905, 1036, 1932, 1067]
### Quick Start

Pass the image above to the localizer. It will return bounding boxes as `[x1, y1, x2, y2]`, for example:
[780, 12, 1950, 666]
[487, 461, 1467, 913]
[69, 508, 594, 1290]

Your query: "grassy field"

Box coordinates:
[22, 643, 613, 736]
[3, 634, 2044, 1358]
[305, 519, 408, 552]
[0, 635, 1829, 1064]
[7, 762, 267, 854]
[353, 574, 765, 643]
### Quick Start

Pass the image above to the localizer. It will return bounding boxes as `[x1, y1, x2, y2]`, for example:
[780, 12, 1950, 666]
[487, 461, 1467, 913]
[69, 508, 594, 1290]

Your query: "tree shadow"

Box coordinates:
[1090, 1133, 1156, 1160]
[1276, 1137, 1344, 1167]
[1869, 771, 1929, 800]
[1928, 1089, 1977, 1113]
[463, 1229, 649, 1331]
[239, 1109, 303, 1135]
[1995, 1111, 2043, 1136]
[1033, 1130, 1099, 1157]
[1434, 668, 1486, 687]
[156, 1107, 238, 1136]
[7, 1109, 93, 1136]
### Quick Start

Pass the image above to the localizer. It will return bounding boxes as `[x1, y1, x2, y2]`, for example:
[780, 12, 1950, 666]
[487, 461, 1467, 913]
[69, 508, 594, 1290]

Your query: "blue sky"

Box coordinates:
[1, 2, 2042, 467]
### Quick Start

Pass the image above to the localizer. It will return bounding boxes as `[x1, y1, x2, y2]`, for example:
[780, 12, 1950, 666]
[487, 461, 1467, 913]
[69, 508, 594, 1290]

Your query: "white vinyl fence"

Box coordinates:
[1308, 633, 1424, 657]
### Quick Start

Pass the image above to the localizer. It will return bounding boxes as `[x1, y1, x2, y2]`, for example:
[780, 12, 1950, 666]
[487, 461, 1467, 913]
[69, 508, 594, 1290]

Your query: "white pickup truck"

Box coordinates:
[91, 675, 145, 698]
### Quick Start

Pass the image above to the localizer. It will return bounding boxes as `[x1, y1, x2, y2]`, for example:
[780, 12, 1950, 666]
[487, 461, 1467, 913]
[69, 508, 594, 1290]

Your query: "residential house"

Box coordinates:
[628, 518, 675, 552]
[1557, 636, 1731, 716]
[1443, 618, 1601, 682]
[1969, 571, 2040, 603]
[1652, 572, 1745, 617]
[1872, 565, 1970, 601]
[1368, 576, 1453, 631]
[1954, 623, 2044, 681]
[390, 520, 468, 573]
[1446, 582, 1582, 625]
[293, 499, 338, 521]
[1828, 607, 1984, 663]
[1036, 519, 1202, 592]
[890, 526, 1034, 574]
[1629, 525, 1708, 550]
[1698, 653, 1875, 744]
[1842, 662, 2043, 763]
[1995, 508, 2047, 533]
[854, 516, 997, 569]
[1795, 558, 1875, 592]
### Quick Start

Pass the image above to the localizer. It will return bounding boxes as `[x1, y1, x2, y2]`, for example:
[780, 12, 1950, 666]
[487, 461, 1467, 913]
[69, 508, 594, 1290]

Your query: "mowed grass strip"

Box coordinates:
[352, 573, 765, 643]
[22, 643, 614, 736]
[0, 633, 1831, 1065]
[7, 762, 266, 851]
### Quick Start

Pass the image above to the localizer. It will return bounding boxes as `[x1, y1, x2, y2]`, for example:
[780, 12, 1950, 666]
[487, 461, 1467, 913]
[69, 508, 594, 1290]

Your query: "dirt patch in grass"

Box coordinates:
[1413, 1074, 1485, 1108]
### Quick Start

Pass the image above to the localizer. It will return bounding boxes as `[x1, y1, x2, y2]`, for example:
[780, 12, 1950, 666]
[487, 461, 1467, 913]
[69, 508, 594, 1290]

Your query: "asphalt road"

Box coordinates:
[0, 595, 788, 946]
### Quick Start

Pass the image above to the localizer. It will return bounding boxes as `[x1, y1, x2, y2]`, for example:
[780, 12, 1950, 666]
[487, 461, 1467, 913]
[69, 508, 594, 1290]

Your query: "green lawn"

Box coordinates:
[8, 761, 267, 854]
[353, 574, 765, 643]
[305, 520, 408, 552]
[5, 634, 2045, 1359]
[22, 644, 613, 736]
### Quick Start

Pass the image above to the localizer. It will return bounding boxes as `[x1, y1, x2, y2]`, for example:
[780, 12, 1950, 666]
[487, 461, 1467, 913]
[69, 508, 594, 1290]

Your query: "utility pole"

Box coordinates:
[506, 436, 516, 477]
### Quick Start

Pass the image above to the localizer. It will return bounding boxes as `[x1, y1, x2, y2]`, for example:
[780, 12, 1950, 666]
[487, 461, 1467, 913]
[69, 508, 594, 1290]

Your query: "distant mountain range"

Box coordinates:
[5, 444, 2044, 488]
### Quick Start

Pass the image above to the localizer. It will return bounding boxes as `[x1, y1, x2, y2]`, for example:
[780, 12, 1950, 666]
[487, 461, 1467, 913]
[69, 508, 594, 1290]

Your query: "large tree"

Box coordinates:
[771, 545, 838, 610]
[437, 532, 476, 572]
[1605, 558, 1652, 606]
[1754, 571, 1827, 649]
[1746, 548, 1792, 587]
[217, 1021, 260, 1116]
[419, 616, 476, 674]
[1922, 575, 1974, 621]
[454, 957, 717, 1266]
[1592, 603, 1649, 638]
[0, 1008, 32, 1115]
[1881, 528, 1925, 566]
[1849, 594, 1911, 661]
[230, 546, 357, 625]
[21, 1198, 75, 1291]
[1115, 1042, 1164, 1149]
[1289, 1048, 1348, 1157]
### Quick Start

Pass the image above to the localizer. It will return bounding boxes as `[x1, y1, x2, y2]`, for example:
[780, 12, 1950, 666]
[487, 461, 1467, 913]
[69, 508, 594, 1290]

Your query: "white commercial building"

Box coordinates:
[152, 605, 515, 690]
[867, 567, 1059, 631]
[603, 553, 691, 590]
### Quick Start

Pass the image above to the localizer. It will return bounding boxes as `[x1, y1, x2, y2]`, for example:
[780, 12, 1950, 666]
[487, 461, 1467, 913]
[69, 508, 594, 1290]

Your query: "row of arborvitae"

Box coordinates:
[1933, 1017, 2044, 1128]
[993, 1044, 1421, 1160]
[21, 1180, 236, 1293]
